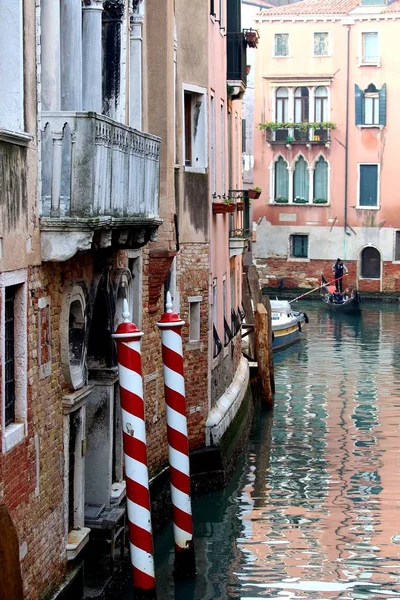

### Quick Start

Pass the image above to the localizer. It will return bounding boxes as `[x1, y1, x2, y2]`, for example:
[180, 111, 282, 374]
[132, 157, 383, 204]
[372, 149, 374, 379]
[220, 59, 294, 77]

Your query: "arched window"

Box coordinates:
[293, 156, 309, 202]
[274, 156, 289, 201]
[361, 247, 381, 279]
[314, 156, 328, 202]
[294, 87, 309, 123]
[364, 83, 379, 125]
[276, 87, 289, 122]
[315, 86, 328, 122]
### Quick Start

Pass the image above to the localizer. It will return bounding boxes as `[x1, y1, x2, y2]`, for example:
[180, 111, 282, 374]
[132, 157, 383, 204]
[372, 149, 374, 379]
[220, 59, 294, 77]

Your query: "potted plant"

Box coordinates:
[212, 195, 235, 214]
[293, 197, 308, 204]
[236, 200, 244, 211]
[248, 187, 262, 200]
[244, 29, 259, 49]
[313, 198, 328, 204]
[275, 196, 288, 204]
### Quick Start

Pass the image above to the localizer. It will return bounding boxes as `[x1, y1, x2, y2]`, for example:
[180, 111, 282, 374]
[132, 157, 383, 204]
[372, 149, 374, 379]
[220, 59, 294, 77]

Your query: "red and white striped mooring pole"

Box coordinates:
[157, 292, 196, 578]
[113, 300, 157, 600]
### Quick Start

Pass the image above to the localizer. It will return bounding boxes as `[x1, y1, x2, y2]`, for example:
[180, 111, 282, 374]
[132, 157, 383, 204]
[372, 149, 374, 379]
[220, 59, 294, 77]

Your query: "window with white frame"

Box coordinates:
[221, 102, 225, 193]
[188, 297, 201, 343]
[274, 33, 289, 57]
[290, 234, 308, 259]
[1, 270, 27, 453]
[293, 156, 309, 203]
[362, 32, 379, 64]
[355, 83, 386, 127]
[359, 164, 379, 208]
[314, 32, 329, 56]
[0, 1, 24, 131]
[274, 156, 289, 202]
[395, 231, 400, 262]
[314, 157, 329, 203]
[315, 86, 328, 122]
[294, 87, 309, 123]
[210, 95, 216, 194]
[276, 87, 289, 122]
[183, 85, 207, 170]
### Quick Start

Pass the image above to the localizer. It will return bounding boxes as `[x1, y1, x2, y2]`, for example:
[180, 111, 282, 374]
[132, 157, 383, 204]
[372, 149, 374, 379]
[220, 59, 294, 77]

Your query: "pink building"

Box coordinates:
[252, 0, 400, 293]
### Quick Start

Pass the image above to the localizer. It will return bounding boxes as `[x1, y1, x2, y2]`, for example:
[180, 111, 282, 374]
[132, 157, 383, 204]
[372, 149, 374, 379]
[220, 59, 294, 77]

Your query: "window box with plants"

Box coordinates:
[293, 197, 308, 204]
[212, 195, 236, 214]
[248, 187, 262, 200]
[274, 196, 288, 204]
[243, 28, 260, 49]
[313, 198, 328, 204]
[259, 121, 336, 144]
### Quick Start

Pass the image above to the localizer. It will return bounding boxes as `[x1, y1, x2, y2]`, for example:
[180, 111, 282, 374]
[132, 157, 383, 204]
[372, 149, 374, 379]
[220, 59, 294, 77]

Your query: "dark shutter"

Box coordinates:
[379, 83, 387, 126]
[355, 84, 364, 126]
[210, 0, 215, 15]
[359, 165, 378, 207]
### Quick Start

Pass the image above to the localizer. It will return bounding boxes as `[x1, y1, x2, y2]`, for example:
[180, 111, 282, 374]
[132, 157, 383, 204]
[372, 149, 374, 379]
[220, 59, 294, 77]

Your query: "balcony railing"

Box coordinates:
[266, 127, 331, 145]
[41, 112, 160, 220]
[229, 228, 249, 258]
[226, 32, 247, 93]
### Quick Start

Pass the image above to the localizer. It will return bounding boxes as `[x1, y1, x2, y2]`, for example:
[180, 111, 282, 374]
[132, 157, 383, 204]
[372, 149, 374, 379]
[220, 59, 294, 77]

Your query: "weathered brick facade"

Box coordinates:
[255, 257, 400, 294]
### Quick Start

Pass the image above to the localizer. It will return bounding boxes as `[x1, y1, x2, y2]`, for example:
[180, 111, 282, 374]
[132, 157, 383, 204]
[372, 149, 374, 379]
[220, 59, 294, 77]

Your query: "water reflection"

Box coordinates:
[121, 305, 400, 599]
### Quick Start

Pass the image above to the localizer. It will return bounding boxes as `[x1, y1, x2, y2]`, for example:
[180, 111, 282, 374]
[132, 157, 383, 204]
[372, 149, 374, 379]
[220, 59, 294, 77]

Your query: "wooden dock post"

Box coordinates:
[254, 303, 274, 410]
[262, 295, 275, 395]
[0, 505, 24, 600]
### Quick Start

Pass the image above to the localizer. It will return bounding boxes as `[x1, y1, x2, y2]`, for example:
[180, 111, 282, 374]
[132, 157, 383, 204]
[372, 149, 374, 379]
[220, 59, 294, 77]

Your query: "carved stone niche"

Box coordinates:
[61, 282, 89, 391]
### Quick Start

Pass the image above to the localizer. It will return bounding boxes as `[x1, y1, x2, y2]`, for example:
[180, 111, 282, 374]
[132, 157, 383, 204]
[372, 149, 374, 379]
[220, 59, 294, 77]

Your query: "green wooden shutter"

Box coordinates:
[355, 84, 364, 125]
[359, 165, 378, 207]
[379, 83, 387, 126]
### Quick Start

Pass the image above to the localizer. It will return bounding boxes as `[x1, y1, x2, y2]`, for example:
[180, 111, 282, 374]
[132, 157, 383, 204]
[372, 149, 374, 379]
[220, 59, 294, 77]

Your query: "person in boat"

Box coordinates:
[332, 258, 348, 293]
[333, 290, 344, 304]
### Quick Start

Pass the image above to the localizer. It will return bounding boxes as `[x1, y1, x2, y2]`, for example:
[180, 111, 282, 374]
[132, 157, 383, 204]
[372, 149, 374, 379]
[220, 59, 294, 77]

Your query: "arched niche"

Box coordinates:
[61, 282, 88, 391]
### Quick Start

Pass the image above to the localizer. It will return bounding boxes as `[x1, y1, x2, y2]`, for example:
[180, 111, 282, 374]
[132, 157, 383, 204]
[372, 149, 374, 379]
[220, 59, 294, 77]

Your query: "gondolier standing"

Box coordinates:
[332, 258, 348, 292]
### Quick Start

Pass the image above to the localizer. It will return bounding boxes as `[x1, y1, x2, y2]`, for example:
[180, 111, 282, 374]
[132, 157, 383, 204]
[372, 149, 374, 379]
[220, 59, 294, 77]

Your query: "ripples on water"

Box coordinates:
[123, 304, 400, 600]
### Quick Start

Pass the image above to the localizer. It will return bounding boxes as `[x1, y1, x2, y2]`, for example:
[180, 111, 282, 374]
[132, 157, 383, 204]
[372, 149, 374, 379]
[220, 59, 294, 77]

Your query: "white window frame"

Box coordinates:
[359, 30, 380, 67]
[273, 33, 290, 58]
[182, 83, 208, 173]
[0, 0, 24, 132]
[312, 154, 331, 205]
[1, 269, 28, 453]
[364, 92, 379, 126]
[313, 32, 330, 57]
[393, 230, 400, 264]
[188, 296, 202, 349]
[288, 233, 310, 262]
[357, 163, 380, 210]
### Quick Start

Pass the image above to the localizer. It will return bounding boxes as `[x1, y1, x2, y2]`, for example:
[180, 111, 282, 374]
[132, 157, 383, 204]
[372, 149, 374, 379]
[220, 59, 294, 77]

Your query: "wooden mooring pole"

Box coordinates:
[0, 505, 24, 600]
[254, 303, 274, 410]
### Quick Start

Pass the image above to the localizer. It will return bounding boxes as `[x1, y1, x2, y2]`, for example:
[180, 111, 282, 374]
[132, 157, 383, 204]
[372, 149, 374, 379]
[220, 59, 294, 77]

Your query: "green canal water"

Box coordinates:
[122, 303, 400, 599]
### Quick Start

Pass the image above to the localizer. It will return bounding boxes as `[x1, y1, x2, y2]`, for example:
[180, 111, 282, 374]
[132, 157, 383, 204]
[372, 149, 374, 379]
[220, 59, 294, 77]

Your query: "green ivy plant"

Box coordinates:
[258, 121, 336, 131]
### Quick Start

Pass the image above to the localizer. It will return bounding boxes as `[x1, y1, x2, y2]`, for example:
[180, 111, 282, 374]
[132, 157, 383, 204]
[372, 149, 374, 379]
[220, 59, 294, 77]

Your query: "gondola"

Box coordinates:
[320, 275, 361, 314]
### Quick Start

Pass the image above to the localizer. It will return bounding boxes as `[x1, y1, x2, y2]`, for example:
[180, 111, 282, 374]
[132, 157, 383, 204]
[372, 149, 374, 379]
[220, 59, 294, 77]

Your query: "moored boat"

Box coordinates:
[271, 300, 308, 352]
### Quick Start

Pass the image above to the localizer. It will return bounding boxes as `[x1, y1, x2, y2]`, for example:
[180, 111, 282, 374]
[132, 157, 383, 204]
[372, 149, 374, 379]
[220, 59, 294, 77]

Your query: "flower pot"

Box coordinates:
[275, 198, 288, 204]
[236, 202, 244, 211]
[248, 189, 261, 200]
[225, 203, 236, 213]
[212, 202, 235, 214]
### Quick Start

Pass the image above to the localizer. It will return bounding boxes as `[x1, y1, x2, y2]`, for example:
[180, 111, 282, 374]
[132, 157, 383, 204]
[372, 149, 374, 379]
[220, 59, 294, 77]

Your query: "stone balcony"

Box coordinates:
[229, 228, 250, 259]
[40, 112, 161, 261]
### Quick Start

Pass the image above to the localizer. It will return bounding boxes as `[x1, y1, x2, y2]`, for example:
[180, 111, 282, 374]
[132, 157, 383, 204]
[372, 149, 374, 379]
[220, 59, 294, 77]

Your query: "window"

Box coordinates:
[210, 0, 215, 15]
[276, 87, 289, 122]
[293, 156, 309, 202]
[188, 297, 201, 343]
[364, 85, 379, 125]
[294, 87, 309, 123]
[274, 156, 289, 201]
[5, 287, 16, 427]
[1, 270, 27, 453]
[355, 83, 386, 127]
[183, 85, 207, 170]
[359, 164, 379, 208]
[221, 103, 225, 193]
[314, 157, 328, 202]
[274, 33, 289, 57]
[210, 95, 216, 194]
[395, 231, 400, 262]
[362, 32, 379, 64]
[290, 235, 308, 259]
[314, 32, 329, 56]
[0, 1, 24, 131]
[315, 86, 328, 122]
[361, 247, 381, 279]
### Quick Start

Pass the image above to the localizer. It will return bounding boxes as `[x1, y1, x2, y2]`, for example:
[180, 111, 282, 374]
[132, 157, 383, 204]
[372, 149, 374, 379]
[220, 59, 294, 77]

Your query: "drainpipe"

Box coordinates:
[343, 21, 353, 236]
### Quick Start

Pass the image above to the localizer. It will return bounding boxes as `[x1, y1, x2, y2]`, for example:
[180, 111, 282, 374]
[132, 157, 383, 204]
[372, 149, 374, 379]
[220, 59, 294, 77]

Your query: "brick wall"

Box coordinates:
[255, 257, 400, 294]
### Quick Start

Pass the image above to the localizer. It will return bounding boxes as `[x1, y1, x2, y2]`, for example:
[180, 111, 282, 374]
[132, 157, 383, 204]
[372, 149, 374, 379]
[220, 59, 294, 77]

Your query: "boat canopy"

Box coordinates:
[270, 300, 292, 314]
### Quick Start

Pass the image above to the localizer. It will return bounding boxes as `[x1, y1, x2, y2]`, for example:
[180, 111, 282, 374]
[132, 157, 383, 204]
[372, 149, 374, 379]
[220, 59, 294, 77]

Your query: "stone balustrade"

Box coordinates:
[41, 111, 160, 220]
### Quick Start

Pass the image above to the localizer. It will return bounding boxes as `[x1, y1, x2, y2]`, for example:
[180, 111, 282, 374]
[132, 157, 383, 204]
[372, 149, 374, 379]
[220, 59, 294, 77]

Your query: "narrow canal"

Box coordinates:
[122, 303, 400, 599]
